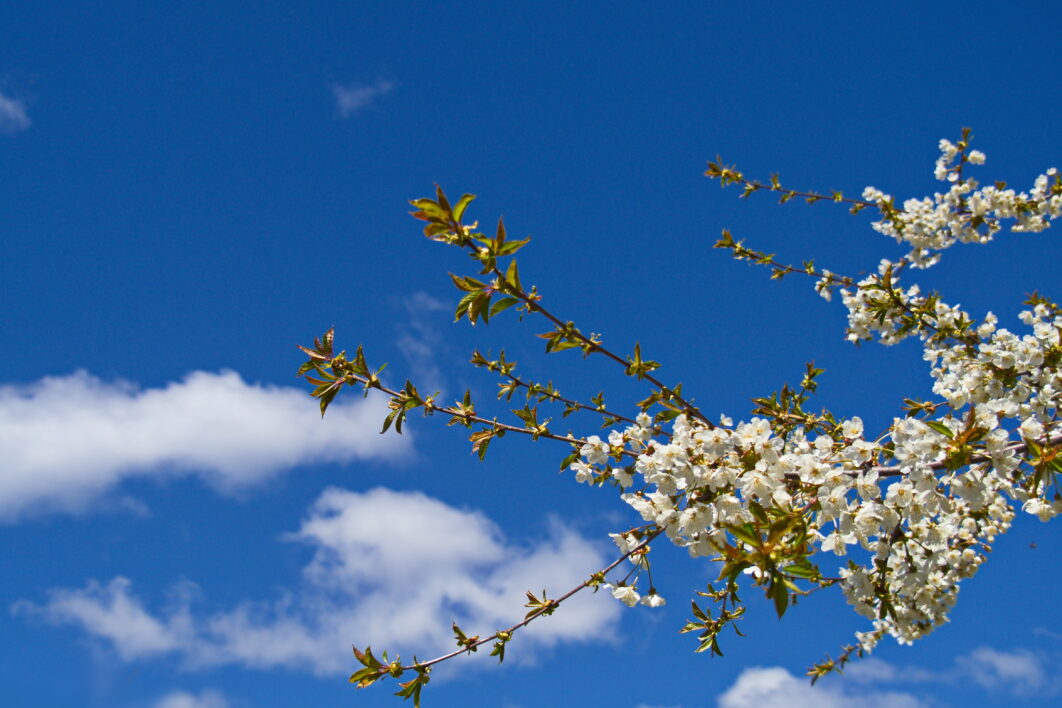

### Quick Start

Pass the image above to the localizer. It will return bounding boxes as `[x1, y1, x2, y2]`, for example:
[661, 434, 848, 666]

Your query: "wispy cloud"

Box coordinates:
[956, 647, 1048, 695]
[15, 576, 195, 659]
[331, 79, 393, 117]
[0, 370, 408, 520]
[153, 689, 229, 708]
[844, 657, 938, 684]
[395, 291, 450, 394]
[716, 667, 928, 708]
[0, 90, 31, 133]
[15, 487, 619, 676]
[814, 648, 1059, 702]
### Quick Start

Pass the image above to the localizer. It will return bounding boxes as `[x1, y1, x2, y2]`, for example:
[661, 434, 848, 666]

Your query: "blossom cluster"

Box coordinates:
[575, 139, 1061, 655]
[861, 137, 1060, 269]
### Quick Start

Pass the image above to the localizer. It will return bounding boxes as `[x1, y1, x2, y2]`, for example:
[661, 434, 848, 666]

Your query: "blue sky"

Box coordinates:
[2, 2, 1060, 707]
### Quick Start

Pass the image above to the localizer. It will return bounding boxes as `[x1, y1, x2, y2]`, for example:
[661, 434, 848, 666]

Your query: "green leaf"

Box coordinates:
[452, 193, 476, 222]
[318, 385, 340, 417]
[394, 673, 427, 707]
[925, 421, 954, 439]
[504, 259, 522, 291]
[449, 273, 485, 291]
[495, 216, 507, 246]
[470, 429, 495, 460]
[718, 559, 751, 583]
[381, 410, 398, 434]
[349, 666, 382, 688]
[782, 560, 819, 580]
[490, 296, 519, 318]
[469, 290, 492, 325]
[297, 344, 329, 361]
[435, 185, 452, 213]
[497, 237, 530, 255]
[490, 639, 507, 663]
[695, 637, 720, 655]
[771, 580, 789, 617]
[454, 291, 477, 322]
[727, 523, 760, 547]
[748, 501, 769, 524]
[655, 408, 681, 423]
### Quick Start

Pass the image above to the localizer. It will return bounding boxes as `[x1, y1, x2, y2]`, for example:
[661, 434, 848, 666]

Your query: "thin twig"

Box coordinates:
[341, 371, 639, 457]
[397, 524, 665, 672]
[482, 257, 711, 427]
[498, 370, 637, 425]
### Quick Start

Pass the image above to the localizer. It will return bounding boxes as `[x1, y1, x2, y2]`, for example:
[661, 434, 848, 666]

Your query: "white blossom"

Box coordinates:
[610, 584, 640, 607]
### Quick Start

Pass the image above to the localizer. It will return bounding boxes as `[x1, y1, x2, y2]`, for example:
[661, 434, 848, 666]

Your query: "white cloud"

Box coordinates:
[716, 667, 927, 708]
[331, 79, 393, 117]
[0, 90, 31, 133]
[16, 487, 619, 676]
[0, 370, 408, 519]
[956, 647, 1046, 694]
[153, 689, 229, 708]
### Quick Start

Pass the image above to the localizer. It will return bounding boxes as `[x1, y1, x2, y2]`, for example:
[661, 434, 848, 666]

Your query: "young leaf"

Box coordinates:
[452, 193, 476, 222]
[505, 259, 522, 291]
[318, 384, 340, 417]
[490, 296, 519, 318]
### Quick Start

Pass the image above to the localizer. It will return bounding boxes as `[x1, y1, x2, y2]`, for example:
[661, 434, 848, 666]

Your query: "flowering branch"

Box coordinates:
[705, 158, 878, 211]
[300, 131, 1061, 703]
